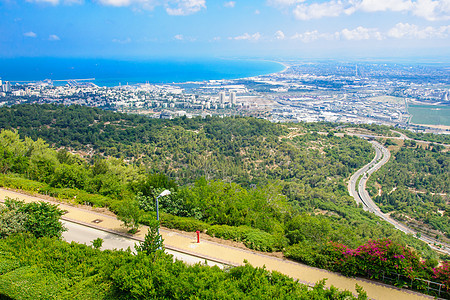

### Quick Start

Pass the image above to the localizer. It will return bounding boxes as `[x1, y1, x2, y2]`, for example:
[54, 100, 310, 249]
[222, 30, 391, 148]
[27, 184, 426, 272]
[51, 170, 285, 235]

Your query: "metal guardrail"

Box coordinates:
[379, 271, 449, 299]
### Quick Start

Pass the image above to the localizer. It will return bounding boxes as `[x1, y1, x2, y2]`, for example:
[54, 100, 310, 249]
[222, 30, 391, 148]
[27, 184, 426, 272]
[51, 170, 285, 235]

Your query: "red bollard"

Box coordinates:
[196, 230, 200, 243]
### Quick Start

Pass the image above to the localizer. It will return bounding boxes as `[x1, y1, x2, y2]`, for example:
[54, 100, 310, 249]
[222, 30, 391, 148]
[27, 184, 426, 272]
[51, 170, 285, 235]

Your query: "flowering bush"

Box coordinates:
[433, 261, 450, 290]
[328, 239, 422, 280]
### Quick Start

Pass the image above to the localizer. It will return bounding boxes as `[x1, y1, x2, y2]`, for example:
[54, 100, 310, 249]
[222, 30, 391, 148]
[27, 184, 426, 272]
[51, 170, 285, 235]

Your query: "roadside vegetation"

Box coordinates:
[397, 128, 450, 145]
[367, 139, 449, 242]
[0, 234, 368, 299]
[0, 201, 368, 299]
[0, 104, 448, 296]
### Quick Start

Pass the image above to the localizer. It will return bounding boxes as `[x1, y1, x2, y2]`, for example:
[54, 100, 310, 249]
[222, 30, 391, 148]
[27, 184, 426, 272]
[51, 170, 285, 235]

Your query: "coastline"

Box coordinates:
[114, 59, 288, 87]
[2, 57, 287, 88]
[412, 124, 450, 131]
[250, 59, 291, 76]
[268, 60, 290, 73]
[208, 58, 288, 84]
[193, 57, 289, 83]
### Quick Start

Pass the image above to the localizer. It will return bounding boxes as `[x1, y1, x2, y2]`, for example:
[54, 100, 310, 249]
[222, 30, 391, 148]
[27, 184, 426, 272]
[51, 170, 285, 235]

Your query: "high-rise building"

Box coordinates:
[2, 81, 11, 93]
[230, 91, 236, 105]
[219, 91, 226, 105]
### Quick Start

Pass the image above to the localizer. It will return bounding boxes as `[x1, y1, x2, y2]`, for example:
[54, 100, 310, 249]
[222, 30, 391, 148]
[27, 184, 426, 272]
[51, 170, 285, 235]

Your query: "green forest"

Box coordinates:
[0, 104, 449, 297]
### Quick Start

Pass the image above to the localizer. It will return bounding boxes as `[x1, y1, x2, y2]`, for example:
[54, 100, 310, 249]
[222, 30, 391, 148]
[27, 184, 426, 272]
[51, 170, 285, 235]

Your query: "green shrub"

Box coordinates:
[208, 225, 285, 252]
[207, 224, 243, 241]
[0, 232, 366, 300]
[74, 191, 109, 207]
[138, 212, 156, 226]
[0, 265, 70, 300]
[284, 242, 333, 269]
[160, 213, 209, 232]
[36, 186, 110, 207]
[243, 229, 284, 252]
[0, 258, 20, 275]
[0, 174, 46, 192]
[61, 275, 113, 300]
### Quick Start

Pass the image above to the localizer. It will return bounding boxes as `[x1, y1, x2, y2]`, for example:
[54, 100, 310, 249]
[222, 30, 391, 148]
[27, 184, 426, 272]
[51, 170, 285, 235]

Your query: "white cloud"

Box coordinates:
[63, 0, 84, 4]
[252, 32, 261, 40]
[173, 34, 196, 41]
[254, 9, 260, 14]
[23, 31, 37, 38]
[388, 22, 450, 38]
[224, 1, 235, 8]
[26, 0, 59, 5]
[275, 30, 285, 40]
[112, 37, 132, 43]
[412, 0, 450, 20]
[267, 0, 305, 7]
[293, 1, 349, 20]
[232, 32, 261, 41]
[388, 23, 418, 38]
[98, 0, 132, 6]
[291, 30, 339, 42]
[28, 0, 208, 14]
[98, 0, 127, 6]
[287, 23, 450, 43]
[270, 0, 450, 21]
[165, 0, 206, 15]
[291, 30, 321, 42]
[97, 0, 205, 14]
[26, 0, 84, 4]
[48, 34, 60, 41]
[340, 26, 383, 40]
[413, 0, 439, 20]
[101, 0, 160, 10]
[358, 0, 413, 12]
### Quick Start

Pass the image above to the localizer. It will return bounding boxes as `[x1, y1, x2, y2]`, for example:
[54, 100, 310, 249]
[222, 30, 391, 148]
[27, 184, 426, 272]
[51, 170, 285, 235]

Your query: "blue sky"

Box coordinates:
[1, 0, 450, 59]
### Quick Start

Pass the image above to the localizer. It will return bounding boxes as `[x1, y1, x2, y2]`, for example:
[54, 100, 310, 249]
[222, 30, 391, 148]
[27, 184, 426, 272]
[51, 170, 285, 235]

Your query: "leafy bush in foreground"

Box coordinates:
[0, 198, 66, 239]
[0, 234, 366, 300]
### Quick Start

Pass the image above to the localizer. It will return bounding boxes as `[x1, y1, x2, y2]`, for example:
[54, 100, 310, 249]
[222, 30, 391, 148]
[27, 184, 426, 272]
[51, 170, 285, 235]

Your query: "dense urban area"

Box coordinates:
[1, 61, 449, 133]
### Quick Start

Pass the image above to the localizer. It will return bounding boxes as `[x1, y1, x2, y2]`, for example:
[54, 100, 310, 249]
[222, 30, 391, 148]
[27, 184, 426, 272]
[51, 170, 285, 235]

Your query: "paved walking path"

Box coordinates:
[0, 188, 431, 300]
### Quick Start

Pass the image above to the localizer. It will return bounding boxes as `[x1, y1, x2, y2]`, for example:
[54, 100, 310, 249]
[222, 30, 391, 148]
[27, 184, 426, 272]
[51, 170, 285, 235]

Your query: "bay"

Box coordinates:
[0, 58, 285, 87]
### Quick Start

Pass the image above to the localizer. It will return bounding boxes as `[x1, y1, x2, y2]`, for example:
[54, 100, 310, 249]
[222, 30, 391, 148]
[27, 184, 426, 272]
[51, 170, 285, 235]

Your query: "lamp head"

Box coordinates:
[159, 190, 171, 197]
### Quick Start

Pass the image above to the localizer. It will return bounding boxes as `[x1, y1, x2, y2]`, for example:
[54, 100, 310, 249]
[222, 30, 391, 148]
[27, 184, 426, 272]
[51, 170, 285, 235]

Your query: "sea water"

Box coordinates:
[0, 58, 285, 87]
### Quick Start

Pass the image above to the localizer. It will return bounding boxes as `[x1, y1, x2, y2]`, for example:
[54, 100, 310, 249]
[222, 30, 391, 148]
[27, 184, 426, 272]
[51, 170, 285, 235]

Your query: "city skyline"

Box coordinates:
[1, 0, 450, 59]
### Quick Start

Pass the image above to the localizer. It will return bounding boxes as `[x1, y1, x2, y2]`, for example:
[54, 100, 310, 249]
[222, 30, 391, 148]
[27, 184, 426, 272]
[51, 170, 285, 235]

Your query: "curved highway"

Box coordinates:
[349, 140, 450, 255]
[348, 141, 384, 207]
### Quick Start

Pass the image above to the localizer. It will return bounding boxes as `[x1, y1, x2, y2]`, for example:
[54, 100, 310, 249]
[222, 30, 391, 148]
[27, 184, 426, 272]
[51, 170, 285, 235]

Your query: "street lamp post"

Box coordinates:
[155, 189, 171, 236]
